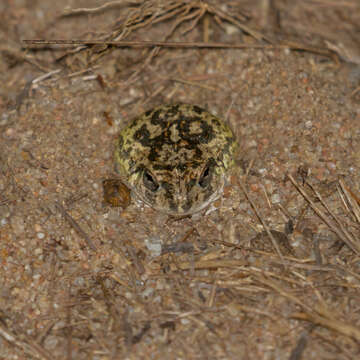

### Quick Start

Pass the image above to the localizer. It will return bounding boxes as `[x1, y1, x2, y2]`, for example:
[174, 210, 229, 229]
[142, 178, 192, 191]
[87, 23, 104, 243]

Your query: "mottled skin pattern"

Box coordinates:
[114, 103, 237, 215]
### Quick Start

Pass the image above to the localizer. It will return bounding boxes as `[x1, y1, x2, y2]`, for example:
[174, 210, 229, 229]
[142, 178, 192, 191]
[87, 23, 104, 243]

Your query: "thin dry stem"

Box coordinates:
[0, 324, 53, 360]
[288, 174, 360, 254]
[61, 0, 142, 16]
[55, 201, 97, 251]
[292, 312, 360, 342]
[237, 178, 286, 266]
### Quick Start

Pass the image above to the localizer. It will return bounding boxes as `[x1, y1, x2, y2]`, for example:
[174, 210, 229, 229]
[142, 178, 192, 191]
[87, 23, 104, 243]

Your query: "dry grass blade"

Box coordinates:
[307, 181, 360, 253]
[139, 2, 186, 29]
[237, 178, 286, 266]
[207, 4, 272, 43]
[162, 3, 198, 39]
[350, 86, 360, 98]
[292, 312, 360, 342]
[171, 259, 247, 271]
[254, 274, 314, 313]
[23, 40, 333, 60]
[288, 174, 360, 254]
[170, 77, 218, 91]
[32, 69, 62, 84]
[55, 202, 97, 251]
[254, 272, 360, 342]
[179, 8, 206, 36]
[226, 304, 277, 321]
[338, 180, 360, 223]
[61, 0, 142, 17]
[0, 324, 53, 360]
[308, 0, 359, 7]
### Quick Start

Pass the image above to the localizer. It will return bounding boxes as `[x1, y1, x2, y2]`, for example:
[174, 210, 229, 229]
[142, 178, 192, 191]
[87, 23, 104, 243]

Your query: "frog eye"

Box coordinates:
[143, 170, 159, 192]
[198, 164, 213, 188]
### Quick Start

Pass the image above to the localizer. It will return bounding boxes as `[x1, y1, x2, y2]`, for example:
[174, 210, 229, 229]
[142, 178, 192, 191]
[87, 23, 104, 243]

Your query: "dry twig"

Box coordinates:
[61, 0, 142, 17]
[292, 312, 360, 342]
[0, 324, 53, 360]
[55, 201, 97, 251]
[237, 178, 286, 266]
[23, 39, 333, 57]
[288, 174, 360, 254]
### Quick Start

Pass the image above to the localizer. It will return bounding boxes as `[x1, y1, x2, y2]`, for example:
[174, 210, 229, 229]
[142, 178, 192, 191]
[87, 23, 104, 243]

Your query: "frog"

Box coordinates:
[114, 103, 237, 215]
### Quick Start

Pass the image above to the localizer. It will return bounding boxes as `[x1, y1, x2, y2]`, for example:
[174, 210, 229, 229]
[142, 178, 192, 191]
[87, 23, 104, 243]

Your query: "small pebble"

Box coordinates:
[258, 168, 267, 176]
[145, 236, 162, 257]
[5, 128, 15, 138]
[142, 287, 154, 299]
[180, 318, 190, 325]
[34, 248, 43, 255]
[271, 194, 281, 204]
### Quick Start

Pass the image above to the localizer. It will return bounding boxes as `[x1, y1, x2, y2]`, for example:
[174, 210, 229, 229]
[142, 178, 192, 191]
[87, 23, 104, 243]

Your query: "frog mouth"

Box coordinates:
[132, 176, 225, 216]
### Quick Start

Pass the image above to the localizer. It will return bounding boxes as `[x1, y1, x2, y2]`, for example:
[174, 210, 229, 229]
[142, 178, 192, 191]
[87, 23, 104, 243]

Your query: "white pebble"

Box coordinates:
[271, 194, 281, 204]
[145, 236, 162, 257]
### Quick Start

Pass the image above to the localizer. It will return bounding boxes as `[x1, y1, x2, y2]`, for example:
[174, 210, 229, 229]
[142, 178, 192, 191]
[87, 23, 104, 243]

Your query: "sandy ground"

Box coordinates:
[1, 1, 360, 359]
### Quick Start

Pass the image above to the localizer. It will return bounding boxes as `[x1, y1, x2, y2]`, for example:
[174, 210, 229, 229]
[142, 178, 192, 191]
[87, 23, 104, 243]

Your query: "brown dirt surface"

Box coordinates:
[1, 1, 360, 359]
